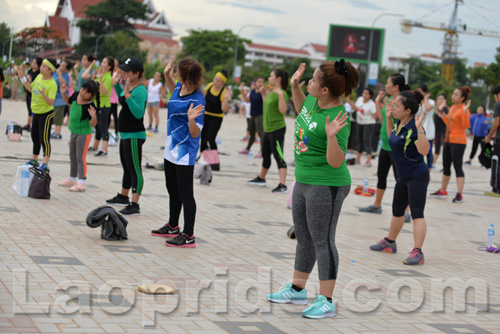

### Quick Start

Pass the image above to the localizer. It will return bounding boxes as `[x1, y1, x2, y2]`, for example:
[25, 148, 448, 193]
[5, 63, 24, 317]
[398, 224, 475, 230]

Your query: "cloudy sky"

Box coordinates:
[1, 0, 499, 66]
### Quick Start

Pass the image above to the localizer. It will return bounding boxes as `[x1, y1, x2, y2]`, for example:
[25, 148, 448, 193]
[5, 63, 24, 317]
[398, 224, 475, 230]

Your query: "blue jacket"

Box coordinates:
[470, 114, 489, 137]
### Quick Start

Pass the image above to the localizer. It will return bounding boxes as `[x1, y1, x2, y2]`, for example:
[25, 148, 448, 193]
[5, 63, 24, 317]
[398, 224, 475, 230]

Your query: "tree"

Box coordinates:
[75, 0, 147, 59]
[98, 31, 147, 63]
[15, 26, 66, 58]
[179, 29, 249, 72]
[470, 47, 500, 110]
[0, 22, 12, 58]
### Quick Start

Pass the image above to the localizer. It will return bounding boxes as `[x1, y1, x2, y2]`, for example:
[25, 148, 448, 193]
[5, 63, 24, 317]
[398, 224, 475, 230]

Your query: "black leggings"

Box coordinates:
[372, 123, 382, 153]
[26, 93, 33, 116]
[392, 172, 429, 220]
[262, 127, 287, 170]
[95, 107, 111, 141]
[470, 136, 484, 160]
[119, 138, 144, 194]
[31, 111, 54, 157]
[434, 133, 445, 155]
[109, 103, 118, 134]
[442, 143, 466, 177]
[200, 114, 223, 152]
[164, 159, 196, 236]
[376, 148, 397, 190]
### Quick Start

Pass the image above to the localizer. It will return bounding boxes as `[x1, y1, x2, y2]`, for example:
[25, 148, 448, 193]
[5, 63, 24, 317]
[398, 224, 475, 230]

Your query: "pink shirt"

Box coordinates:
[110, 85, 118, 104]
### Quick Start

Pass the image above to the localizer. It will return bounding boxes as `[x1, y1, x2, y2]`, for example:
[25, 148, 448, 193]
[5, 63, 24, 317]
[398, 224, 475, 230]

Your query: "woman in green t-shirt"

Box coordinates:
[90, 56, 114, 156]
[266, 60, 360, 319]
[247, 69, 289, 193]
[17, 58, 58, 172]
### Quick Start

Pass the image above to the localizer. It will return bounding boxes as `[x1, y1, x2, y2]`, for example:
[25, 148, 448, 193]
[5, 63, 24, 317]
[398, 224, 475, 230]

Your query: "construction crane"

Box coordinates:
[401, 0, 500, 86]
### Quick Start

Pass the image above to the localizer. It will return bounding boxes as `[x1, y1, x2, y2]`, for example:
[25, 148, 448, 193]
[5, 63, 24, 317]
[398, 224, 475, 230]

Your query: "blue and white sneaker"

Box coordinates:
[266, 282, 308, 305]
[302, 295, 336, 319]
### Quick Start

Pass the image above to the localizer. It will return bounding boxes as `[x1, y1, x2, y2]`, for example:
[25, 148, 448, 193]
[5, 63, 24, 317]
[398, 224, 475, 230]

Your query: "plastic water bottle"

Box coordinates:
[248, 149, 253, 165]
[362, 177, 369, 194]
[216, 135, 222, 149]
[8, 121, 14, 133]
[487, 224, 495, 247]
[377, 140, 382, 155]
[346, 152, 351, 160]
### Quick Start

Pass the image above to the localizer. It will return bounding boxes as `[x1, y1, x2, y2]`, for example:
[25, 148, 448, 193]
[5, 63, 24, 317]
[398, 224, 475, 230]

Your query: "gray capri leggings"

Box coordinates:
[69, 133, 92, 180]
[292, 183, 350, 281]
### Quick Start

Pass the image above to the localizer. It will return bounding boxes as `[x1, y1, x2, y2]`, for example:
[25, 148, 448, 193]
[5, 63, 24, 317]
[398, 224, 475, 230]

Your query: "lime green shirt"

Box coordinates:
[294, 95, 351, 186]
[263, 89, 288, 133]
[96, 72, 112, 108]
[30, 75, 57, 114]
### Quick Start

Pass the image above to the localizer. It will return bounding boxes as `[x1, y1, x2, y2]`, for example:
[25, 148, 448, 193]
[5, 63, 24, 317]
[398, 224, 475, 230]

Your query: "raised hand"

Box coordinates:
[325, 111, 349, 139]
[386, 98, 395, 118]
[375, 90, 385, 104]
[60, 83, 68, 95]
[112, 69, 123, 85]
[164, 56, 175, 77]
[291, 63, 306, 88]
[16, 65, 25, 78]
[416, 106, 426, 130]
[187, 103, 204, 121]
[224, 88, 232, 100]
[74, 60, 80, 70]
[239, 82, 245, 92]
[124, 78, 131, 95]
[463, 100, 471, 113]
[88, 105, 96, 118]
[39, 87, 46, 97]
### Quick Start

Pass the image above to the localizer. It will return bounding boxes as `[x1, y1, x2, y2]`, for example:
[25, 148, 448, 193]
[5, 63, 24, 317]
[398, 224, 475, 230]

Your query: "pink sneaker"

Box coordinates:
[69, 182, 86, 192]
[59, 178, 75, 187]
[239, 148, 249, 155]
[255, 151, 262, 158]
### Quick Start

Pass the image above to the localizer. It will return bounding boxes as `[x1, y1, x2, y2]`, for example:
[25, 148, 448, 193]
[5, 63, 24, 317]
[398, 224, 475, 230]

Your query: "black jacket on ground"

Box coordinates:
[86, 205, 128, 241]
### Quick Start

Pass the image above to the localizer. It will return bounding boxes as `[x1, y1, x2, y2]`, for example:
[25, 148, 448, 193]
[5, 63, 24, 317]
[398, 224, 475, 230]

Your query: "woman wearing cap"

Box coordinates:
[266, 60, 360, 319]
[105, 57, 148, 215]
[199, 70, 231, 169]
[17, 58, 58, 172]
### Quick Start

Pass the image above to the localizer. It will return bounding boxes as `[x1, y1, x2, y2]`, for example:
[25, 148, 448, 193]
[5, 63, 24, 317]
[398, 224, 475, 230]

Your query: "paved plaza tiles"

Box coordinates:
[0, 99, 499, 333]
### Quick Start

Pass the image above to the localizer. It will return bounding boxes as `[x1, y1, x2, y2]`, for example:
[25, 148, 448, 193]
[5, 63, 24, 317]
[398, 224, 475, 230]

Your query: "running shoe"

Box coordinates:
[255, 151, 262, 158]
[69, 182, 86, 192]
[369, 239, 397, 253]
[119, 202, 140, 215]
[39, 164, 50, 174]
[151, 224, 180, 237]
[362, 162, 372, 167]
[359, 204, 382, 214]
[59, 178, 75, 187]
[248, 176, 266, 186]
[272, 183, 288, 193]
[146, 125, 153, 131]
[165, 233, 196, 248]
[26, 159, 39, 167]
[404, 212, 412, 223]
[95, 150, 108, 156]
[464, 161, 471, 165]
[429, 189, 448, 198]
[302, 295, 336, 319]
[106, 193, 129, 206]
[452, 193, 463, 203]
[238, 148, 249, 155]
[50, 132, 62, 139]
[266, 282, 308, 305]
[403, 248, 425, 265]
[87, 147, 97, 153]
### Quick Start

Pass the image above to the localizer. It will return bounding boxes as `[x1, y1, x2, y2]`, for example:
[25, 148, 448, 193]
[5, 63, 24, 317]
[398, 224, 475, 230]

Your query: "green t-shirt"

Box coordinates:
[68, 92, 95, 135]
[294, 95, 351, 186]
[380, 97, 396, 151]
[263, 89, 288, 133]
[96, 72, 112, 108]
[30, 75, 57, 114]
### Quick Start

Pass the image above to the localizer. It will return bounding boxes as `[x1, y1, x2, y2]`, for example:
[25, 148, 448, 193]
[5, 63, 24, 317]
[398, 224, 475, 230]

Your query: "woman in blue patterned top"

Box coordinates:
[151, 56, 205, 248]
[370, 90, 430, 265]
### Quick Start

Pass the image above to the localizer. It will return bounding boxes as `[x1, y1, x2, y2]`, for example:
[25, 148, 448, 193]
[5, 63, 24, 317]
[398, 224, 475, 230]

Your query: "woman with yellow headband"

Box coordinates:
[17, 58, 58, 172]
[199, 69, 231, 170]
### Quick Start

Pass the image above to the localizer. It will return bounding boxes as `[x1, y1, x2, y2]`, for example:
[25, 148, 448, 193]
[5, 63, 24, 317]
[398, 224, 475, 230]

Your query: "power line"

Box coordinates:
[466, 2, 500, 17]
[462, 3, 500, 31]
[416, 0, 455, 21]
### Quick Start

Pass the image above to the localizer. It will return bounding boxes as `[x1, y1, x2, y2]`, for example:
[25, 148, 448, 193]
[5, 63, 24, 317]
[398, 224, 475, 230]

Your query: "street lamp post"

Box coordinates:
[95, 33, 114, 59]
[365, 13, 404, 87]
[233, 24, 263, 80]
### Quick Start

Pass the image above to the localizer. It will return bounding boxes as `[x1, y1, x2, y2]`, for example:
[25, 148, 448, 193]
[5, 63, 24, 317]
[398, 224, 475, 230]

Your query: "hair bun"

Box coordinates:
[413, 90, 424, 104]
[465, 86, 471, 94]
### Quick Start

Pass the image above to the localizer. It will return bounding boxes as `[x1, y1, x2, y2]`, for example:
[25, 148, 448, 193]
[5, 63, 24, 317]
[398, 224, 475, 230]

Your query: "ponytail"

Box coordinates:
[82, 80, 101, 111]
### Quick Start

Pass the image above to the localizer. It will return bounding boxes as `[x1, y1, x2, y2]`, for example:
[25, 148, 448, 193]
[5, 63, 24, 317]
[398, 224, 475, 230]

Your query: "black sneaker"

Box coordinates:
[452, 193, 463, 203]
[119, 202, 140, 215]
[151, 224, 180, 237]
[106, 193, 129, 206]
[272, 183, 288, 193]
[248, 176, 266, 186]
[165, 233, 196, 248]
[95, 150, 108, 156]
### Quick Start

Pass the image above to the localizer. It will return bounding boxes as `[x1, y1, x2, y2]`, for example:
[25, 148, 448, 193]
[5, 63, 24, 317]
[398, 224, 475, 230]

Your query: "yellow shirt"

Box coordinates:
[30, 75, 57, 114]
